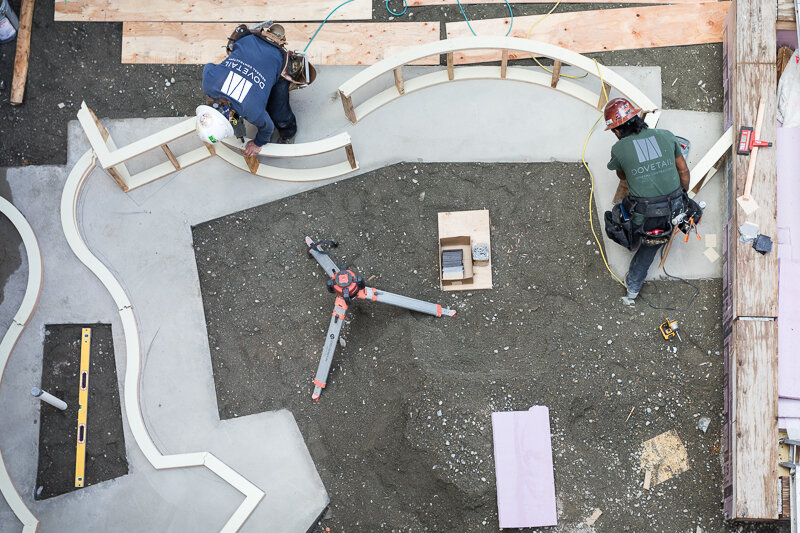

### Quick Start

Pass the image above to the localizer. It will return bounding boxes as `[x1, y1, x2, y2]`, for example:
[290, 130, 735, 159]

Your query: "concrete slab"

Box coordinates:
[0, 63, 723, 532]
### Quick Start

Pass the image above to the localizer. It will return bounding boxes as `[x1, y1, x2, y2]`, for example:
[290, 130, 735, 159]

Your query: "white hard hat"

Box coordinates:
[196, 105, 234, 144]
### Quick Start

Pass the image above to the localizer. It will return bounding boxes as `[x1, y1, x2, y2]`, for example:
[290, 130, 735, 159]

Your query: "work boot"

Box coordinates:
[277, 135, 295, 144]
[621, 288, 638, 306]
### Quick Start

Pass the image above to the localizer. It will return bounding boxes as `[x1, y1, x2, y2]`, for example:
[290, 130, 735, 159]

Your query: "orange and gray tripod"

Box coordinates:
[306, 236, 456, 401]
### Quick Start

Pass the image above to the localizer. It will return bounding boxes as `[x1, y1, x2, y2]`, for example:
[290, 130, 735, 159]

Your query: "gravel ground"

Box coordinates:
[193, 162, 784, 532]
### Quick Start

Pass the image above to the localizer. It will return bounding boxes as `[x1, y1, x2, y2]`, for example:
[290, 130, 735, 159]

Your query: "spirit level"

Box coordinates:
[75, 328, 91, 487]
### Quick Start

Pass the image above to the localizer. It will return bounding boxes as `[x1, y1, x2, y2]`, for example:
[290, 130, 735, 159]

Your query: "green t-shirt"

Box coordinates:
[607, 128, 682, 198]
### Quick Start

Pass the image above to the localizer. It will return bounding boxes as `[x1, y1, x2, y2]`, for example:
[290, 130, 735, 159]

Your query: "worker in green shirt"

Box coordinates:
[603, 97, 692, 304]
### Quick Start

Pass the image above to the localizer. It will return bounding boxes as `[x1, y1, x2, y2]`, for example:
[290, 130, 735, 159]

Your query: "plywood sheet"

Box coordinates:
[640, 430, 690, 487]
[122, 22, 441, 65]
[413, 0, 701, 3]
[55, 0, 371, 22]
[491, 407, 556, 528]
[445, 3, 729, 62]
[778, 0, 796, 22]
[437, 210, 492, 291]
[727, 0, 776, 64]
[729, 319, 778, 519]
[730, 64, 778, 318]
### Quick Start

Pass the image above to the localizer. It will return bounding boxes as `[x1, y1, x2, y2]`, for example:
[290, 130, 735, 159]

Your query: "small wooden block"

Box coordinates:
[643, 469, 652, 490]
[704, 247, 720, 263]
[585, 509, 602, 526]
[705, 233, 717, 248]
[737, 195, 759, 215]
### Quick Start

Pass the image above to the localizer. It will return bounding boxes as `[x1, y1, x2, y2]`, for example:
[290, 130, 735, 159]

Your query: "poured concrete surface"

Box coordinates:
[0, 64, 726, 531]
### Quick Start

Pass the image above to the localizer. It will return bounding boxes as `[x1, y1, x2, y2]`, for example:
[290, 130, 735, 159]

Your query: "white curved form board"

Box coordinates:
[0, 196, 42, 533]
[59, 151, 264, 531]
[338, 36, 660, 127]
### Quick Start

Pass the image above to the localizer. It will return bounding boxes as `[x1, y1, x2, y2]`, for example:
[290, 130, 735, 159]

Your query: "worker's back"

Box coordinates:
[202, 34, 284, 123]
[608, 128, 682, 198]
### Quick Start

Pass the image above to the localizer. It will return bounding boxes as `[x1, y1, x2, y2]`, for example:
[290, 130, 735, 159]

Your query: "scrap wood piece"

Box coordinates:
[10, 0, 35, 105]
[55, 0, 371, 22]
[445, 2, 729, 63]
[585, 508, 602, 526]
[640, 429, 690, 487]
[122, 22, 441, 65]
[491, 407, 557, 528]
[688, 126, 733, 198]
[643, 469, 652, 490]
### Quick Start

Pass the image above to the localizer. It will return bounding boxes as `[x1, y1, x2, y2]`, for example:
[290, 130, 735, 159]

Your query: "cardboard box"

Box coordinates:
[439, 235, 474, 284]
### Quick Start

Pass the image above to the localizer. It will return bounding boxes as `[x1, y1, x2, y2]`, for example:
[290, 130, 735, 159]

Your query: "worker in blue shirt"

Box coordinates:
[197, 23, 297, 156]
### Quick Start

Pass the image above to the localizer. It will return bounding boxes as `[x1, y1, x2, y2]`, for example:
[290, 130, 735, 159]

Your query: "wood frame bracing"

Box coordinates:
[337, 36, 661, 127]
[77, 102, 359, 192]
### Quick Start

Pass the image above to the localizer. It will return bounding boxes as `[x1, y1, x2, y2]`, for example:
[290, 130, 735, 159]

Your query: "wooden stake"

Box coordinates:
[203, 142, 216, 155]
[340, 91, 356, 124]
[597, 82, 611, 110]
[10, 0, 35, 105]
[550, 60, 562, 88]
[345, 144, 357, 169]
[446, 51, 454, 80]
[161, 144, 180, 170]
[500, 49, 508, 78]
[244, 154, 259, 174]
[393, 67, 405, 95]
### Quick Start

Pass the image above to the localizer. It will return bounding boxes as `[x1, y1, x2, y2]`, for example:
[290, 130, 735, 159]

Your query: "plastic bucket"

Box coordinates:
[0, 0, 19, 44]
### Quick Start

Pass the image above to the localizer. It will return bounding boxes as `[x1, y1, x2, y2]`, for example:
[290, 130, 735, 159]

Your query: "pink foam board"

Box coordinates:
[491, 407, 557, 528]
[778, 127, 800, 400]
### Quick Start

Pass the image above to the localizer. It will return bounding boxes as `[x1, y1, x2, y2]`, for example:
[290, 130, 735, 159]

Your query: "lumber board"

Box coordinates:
[724, 0, 776, 65]
[10, 0, 35, 105]
[411, 0, 702, 3]
[727, 319, 778, 520]
[445, 3, 729, 61]
[688, 125, 732, 197]
[778, 0, 796, 21]
[122, 22, 441, 65]
[730, 63, 778, 318]
[54, 0, 371, 22]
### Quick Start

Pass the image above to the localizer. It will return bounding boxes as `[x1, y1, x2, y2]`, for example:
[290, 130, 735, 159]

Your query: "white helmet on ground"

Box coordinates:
[196, 105, 234, 144]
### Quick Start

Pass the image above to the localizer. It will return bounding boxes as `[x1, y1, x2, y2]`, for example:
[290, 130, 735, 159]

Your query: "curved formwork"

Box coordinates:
[0, 197, 43, 533]
[338, 36, 660, 127]
[59, 151, 264, 532]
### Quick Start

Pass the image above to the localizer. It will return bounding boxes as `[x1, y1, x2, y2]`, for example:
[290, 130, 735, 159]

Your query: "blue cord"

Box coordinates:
[385, 0, 407, 16]
[457, 0, 514, 37]
[304, 0, 355, 52]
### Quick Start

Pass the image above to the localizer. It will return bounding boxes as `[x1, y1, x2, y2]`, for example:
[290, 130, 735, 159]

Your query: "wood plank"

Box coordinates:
[122, 22, 441, 66]
[55, 0, 371, 22]
[550, 60, 561, 88]
[10, 0, 35, 105]
[729, 319, 778, 520]
[778, 0, 795, 22]
[412, 0, 703, 3]
[726, 0, 776, 65]
[731, 63, 778, 318]
[445, 3, 730, 62]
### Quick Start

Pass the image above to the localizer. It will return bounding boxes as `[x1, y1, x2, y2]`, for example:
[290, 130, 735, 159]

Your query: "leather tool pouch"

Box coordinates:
[281, 51, 317, 90]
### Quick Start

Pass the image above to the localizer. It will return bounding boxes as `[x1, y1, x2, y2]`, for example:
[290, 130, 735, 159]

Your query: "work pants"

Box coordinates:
[266, 77, 297, 140]
[625, 241, 663, 295]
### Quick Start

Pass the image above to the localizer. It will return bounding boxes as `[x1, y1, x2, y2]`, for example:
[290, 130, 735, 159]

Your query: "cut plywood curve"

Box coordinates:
[59, 151, 265, 532]
[445, 2, 729, 62]
[55, 0, 371, 22]
[338, 36, 660, 129]
[122, 22, 441, 65]
[0, 196, 42, 533]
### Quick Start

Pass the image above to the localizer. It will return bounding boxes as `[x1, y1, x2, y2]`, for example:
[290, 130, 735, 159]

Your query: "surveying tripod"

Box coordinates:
[305, 236, 456, 401]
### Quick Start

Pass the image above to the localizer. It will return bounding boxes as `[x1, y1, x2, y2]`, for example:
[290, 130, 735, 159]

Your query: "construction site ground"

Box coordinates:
[0, 0, 789, 532]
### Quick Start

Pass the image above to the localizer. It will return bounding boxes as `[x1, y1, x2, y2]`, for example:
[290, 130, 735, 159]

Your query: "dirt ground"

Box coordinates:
[35, 323, 127, 499]
[193, 162, 783, 532]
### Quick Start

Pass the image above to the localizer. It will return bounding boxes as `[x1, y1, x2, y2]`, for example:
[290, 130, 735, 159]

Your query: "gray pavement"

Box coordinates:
[0, 64, 723, 532]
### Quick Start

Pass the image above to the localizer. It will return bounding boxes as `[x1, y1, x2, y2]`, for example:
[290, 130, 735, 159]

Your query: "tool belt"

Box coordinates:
[227, 24, 317, 90]
[605, 187, 702, 249]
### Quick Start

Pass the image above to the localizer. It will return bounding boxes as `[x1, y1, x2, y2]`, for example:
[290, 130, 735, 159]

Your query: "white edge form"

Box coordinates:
[59, 150, 265, 531]
[688, 125, 733, 198]
[0, 196, 42, 533]
[339, 36, 661, 127]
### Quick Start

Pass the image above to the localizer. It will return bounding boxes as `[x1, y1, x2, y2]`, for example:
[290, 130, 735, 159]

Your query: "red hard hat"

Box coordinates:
[604, 97, 642, 130]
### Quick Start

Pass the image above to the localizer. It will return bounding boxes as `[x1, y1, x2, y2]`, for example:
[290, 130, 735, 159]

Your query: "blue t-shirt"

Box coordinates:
[202, 35, 284, 146]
